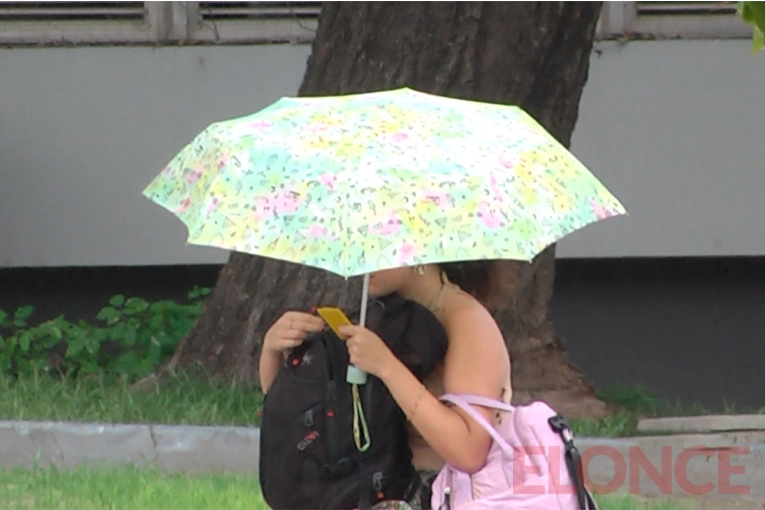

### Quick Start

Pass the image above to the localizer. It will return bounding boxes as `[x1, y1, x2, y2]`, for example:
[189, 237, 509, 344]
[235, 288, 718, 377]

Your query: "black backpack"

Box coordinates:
[259, 293, 449, 510]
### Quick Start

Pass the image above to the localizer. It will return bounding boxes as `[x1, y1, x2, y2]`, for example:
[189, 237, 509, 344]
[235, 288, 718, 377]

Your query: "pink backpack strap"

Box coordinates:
[441, 393, 515, 413]
[439, 393, 515, 456]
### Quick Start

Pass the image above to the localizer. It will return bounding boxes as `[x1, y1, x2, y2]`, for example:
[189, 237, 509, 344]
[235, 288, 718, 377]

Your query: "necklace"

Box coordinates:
[424, 274, 462, 320]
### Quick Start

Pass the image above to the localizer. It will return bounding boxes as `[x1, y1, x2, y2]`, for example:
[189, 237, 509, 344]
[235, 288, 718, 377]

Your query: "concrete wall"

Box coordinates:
[1, 39, 763, 268]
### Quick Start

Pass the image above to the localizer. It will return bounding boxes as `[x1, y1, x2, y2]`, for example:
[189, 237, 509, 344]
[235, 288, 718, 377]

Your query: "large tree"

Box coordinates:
[163, 1, 608, 419]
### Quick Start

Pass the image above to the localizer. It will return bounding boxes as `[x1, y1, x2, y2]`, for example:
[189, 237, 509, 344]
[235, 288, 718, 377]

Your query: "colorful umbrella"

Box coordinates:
[143, 87, 626, 279]
[142, 87, 627, 452]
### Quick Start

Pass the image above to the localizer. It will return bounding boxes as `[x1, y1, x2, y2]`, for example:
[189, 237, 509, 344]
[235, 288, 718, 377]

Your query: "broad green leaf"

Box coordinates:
[738, 1, 765, 53]
[754, 28, 764, 54]
[115, 350, 140, 370]
[80, 361, 102, 375]
[86, 334, 101, 355]
[122, 327, 137, 347]
[96, 306, 122, 325]
[16, 358, 31, 373]
[109, 294, 126, 307]
[743, 0, 765, 29]
[136, 358, 155, 378]
[739, 1, 754, 22]
[50, 325, 63, 340]
[65, 336, 87, 358]
[124, 297, 149, 315]
[148, 341, 163, 364]
[0, 310, 8, 327]
[19, 332, 31, 352]
[156, 331, 177, 348]
[42, 332, 63, 349]
[14, 305, 34, 323]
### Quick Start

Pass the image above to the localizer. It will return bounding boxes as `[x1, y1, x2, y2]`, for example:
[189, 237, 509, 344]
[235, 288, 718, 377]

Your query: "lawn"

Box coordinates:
[0, 371, 741, 510]
[0, 370, 261, 428]
[0, 464, 268, 510]
[0, 464, 692, 510]
[2, 370, 760, 438]
[0, 371, 708, 510]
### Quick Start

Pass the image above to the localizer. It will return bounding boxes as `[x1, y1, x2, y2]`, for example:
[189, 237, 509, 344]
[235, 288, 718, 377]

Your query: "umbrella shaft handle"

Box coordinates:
[348, 273, 370, 384]
[347, 365, 368, 385]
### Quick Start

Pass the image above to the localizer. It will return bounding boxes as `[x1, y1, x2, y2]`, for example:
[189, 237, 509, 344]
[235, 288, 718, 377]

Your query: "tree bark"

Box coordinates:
[165, 1, 608, 419]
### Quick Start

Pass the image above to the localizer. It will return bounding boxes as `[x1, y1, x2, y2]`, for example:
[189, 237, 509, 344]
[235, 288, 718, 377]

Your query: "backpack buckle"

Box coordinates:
[372, 471, 384, 491]
[548, 414, 574, 443]
[548, 414, 569, 433]
[304, 409, 314, 427]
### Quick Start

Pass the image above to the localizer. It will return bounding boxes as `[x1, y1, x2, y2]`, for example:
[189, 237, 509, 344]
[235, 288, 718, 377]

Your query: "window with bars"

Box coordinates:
[0, 1, 750, 46]
[0, 1, 163, 44]
[635, 0, 736, 16]
[0, 0, 145, 21]
[199, 0, 321, 19]
[0, 1, 321, 45]
[597, 1, 750, 39]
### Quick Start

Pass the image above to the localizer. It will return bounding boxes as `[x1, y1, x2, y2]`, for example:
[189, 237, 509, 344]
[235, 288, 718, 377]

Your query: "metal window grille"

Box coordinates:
[597, 1, 750, 39]
[0, 0, 145, 21]
[199, 0, 321, 19]
[0, 1, 751, 46]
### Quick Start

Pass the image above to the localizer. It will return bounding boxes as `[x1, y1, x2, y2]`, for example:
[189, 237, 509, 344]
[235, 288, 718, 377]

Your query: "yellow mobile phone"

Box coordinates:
[316, 307, 352, 338]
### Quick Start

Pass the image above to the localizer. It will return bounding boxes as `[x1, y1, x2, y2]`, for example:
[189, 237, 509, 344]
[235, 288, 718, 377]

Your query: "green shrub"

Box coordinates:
[0, 287, 210, 381]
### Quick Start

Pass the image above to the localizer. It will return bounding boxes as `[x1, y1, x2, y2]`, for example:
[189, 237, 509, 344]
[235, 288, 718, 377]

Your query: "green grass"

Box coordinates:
[1, 371, 762, 439]
[0, 373, 725, 509]
[594, 494, 693, 510]
[0, 464, 268, 509]
[0, 370, 262, 427]
[0, 464, 691, 510]
[569, 382, 765, 439]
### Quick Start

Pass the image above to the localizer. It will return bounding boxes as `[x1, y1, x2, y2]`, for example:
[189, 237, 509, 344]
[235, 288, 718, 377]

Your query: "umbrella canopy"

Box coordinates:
[142, 86, 628, 453]
[143, 87, 626, 278]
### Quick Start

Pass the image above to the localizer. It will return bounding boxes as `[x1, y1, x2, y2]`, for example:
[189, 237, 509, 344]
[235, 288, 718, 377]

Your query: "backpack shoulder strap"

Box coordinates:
[438, 393, 514, 456]
[443, 393, 515, 412]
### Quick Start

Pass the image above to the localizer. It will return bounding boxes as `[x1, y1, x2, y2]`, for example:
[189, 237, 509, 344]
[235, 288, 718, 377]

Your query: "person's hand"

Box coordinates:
[263, 311, 325, 355]
[337, 324, 397, 379]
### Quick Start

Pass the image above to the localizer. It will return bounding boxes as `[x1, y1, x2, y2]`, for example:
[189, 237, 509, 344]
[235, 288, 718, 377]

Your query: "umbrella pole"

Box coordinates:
[349, 272, 371, 453]
[359, 272, 370, 327]
[346, 272, 370, 385]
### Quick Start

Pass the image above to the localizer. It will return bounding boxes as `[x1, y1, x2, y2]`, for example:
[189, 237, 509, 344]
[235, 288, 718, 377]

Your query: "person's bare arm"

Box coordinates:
[259, 349, 285, 393]
[377, 305, 510, 474]
[259, 311, 325, 393]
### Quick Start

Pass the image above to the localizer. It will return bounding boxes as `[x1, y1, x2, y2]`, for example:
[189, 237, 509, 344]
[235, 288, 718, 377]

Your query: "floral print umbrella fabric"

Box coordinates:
[143, 87, 626, 277]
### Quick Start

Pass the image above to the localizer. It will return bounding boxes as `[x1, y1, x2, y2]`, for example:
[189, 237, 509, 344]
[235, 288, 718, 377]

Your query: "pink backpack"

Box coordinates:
[430, 394, 598, 510]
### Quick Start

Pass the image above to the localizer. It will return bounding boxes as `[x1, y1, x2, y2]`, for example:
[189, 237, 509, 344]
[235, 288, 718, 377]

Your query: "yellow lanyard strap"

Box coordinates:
[352, 383, 371, 452]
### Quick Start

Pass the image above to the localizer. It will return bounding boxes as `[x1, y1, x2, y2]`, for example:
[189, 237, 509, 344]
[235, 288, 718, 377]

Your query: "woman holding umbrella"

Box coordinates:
[260, 260, 511, 509]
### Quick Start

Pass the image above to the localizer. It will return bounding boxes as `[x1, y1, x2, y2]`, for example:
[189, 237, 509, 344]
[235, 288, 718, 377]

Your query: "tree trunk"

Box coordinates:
[165, 1, 608, 419]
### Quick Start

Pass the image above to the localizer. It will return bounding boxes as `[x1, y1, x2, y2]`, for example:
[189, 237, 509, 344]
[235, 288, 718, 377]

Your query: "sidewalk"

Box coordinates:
[0, 420, 260, 475]
[1, 415, 764, 498]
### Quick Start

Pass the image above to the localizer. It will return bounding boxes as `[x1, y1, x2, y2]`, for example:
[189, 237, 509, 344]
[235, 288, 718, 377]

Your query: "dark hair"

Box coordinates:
[437, 260, 499, 306]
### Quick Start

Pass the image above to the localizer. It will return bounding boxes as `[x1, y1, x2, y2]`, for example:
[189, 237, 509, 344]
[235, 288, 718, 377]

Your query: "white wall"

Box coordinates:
[0, 40, 763, 267]
[568, 39, 765, 258]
